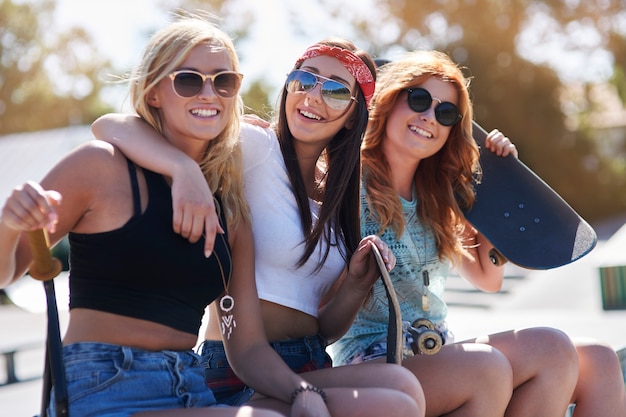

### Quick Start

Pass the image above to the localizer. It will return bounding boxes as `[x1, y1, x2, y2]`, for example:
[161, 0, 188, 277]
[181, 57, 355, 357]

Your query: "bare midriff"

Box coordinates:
[204, 300, 319, 342]
[63, 308, 198, 351]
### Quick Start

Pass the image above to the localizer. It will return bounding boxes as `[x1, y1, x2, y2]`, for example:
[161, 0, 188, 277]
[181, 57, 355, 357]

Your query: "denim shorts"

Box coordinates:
[347, 321, 454, 364]
[48, 342, 221, 417]
[200, 334, 332, 405]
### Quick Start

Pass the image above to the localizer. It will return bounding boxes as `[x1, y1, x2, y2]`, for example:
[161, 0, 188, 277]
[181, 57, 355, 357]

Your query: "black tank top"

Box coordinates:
[68, 159, 231, 335]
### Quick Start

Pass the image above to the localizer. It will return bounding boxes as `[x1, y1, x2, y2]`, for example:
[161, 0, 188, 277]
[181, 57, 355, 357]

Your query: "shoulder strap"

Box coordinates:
[126, 158, 141, 217]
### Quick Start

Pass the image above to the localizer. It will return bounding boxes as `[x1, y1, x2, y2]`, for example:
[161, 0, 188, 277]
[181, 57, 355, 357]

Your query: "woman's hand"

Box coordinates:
[170, 161, 223, 257]
[1, 181, 61, 234]
[484, 129, 518, 159]
[347, 235, 396, 290]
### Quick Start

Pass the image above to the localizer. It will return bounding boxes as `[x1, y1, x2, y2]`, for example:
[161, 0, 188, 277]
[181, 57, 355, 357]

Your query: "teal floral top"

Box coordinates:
[329, 186, 450, 365]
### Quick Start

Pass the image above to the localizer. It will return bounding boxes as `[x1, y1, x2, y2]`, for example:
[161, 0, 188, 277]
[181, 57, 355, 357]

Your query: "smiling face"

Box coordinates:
[285, 54, 357, 151]
[383, 77, 459, 168]
[147, 43, 238, 159]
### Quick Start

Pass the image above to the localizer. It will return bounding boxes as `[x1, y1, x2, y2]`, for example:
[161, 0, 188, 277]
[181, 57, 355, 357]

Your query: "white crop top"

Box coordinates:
[240, 124, 346, 317]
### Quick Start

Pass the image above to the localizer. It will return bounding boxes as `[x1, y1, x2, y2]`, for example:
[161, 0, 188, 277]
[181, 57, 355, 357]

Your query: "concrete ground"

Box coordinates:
[1, 224, 625, 416]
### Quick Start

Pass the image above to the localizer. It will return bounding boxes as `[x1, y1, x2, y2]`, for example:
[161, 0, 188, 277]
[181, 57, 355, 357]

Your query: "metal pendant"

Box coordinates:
[220, 295, 236, 339]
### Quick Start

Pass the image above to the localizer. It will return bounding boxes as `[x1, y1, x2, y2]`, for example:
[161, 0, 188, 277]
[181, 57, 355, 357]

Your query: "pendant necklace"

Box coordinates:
[421, 269, 430, 311]
[418, 227, 430, 311]
[213, 200, 236, 339]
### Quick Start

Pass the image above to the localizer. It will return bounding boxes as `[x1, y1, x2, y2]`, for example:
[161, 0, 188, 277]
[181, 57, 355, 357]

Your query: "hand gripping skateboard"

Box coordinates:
[463, 121, 597, 269]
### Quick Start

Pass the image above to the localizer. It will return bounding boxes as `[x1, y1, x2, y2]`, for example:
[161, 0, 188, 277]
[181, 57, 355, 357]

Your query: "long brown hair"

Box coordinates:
[362, 50, 480, 264]
[275, 38, 376, 270]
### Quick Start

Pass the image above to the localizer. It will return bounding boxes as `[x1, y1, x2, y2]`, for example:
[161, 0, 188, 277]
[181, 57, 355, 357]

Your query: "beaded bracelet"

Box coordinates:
[290, 385, 328, 404]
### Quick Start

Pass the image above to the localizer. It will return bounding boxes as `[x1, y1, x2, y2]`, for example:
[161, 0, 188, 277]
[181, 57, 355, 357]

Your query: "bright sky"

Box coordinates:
[53, 0, 169, 109]
[54, 0, 168, 70]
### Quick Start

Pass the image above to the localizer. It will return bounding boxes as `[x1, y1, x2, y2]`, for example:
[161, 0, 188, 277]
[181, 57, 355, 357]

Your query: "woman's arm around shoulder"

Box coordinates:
[92, 113, 220, 256]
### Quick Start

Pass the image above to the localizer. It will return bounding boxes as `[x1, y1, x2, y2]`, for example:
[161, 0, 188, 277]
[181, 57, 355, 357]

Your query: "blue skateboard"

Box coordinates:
[463, 121, 597, 269]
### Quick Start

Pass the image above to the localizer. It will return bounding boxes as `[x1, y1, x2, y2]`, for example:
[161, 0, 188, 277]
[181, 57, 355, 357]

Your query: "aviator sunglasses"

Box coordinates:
[285, 69, 356, 111]
[168, 70, 243, 98]
[406, 87, 463, 127]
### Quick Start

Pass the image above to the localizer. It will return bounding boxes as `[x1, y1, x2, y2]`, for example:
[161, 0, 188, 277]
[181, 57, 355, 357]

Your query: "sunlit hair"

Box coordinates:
[362, 50, 480, 264]
[275, 38, 376, 271]
[128, 11, 249, 228]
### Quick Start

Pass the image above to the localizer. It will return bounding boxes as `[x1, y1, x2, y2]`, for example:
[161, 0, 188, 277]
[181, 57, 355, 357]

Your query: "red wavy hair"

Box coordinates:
[362, 50, 480, 264]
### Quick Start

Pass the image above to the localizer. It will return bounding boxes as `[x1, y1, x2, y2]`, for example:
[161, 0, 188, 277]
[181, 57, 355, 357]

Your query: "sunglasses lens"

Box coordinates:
[173, 72, 204, 97]
[435, 102, 462, 126]
[407, 88, 462, 126]
[321, 80, 352, 110]
[286, 70, 353, 111]
[286, 70, 317, 94]
[213, 73, 241, 98]
[172, 71, 241, 98]
[407, 88, 432, 113]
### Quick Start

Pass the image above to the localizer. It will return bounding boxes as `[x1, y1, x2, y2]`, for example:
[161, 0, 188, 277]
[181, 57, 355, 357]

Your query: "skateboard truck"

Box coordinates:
[488, 248, 508, 266]
[407, 318, 443, 355]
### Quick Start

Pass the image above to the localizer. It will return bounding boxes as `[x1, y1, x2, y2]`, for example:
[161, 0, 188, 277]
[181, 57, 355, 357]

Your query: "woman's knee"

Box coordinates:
[511, 327, 579, 395]
[443, 343, 514, 393]
[576, 339, 622, 380]
[476, 346, 514, 389]
[370, 363, 425, 403]
[519, 327, 579, 368]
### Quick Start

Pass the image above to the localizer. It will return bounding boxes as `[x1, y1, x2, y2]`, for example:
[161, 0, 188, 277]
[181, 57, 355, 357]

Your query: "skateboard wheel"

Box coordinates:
[488, 248, 508, 266]
[412, 318, 435, 330]
[415, 330, 442, 355]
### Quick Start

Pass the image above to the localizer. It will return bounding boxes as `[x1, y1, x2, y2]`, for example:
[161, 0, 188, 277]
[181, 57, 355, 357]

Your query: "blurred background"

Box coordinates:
[1, 2, 625, 414]
[1, 0, 625, 224]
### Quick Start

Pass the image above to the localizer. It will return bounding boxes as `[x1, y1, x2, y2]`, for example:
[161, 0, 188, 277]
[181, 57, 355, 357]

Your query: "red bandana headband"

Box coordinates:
[295, 44, 375, 107]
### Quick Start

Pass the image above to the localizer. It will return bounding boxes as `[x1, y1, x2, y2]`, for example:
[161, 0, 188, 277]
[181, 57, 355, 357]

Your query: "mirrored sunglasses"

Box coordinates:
[168, 70, 243, 98]
[406, 87, 463, 127]
[285, 69, 356, 111]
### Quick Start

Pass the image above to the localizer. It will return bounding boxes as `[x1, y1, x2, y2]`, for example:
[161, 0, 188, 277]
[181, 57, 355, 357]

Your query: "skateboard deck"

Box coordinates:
[462, 121, 597, 269]
[371, 245, 402, 364]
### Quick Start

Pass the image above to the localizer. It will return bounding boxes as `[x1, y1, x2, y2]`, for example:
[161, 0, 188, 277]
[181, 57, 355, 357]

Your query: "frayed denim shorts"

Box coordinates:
[200, 334, 332, 406]
[48, 342, 221, 417]
[347, 321, 454, 364]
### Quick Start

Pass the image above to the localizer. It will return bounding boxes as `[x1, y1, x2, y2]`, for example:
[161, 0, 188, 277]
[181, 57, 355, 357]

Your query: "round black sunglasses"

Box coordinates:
[406, 88, 463, 127]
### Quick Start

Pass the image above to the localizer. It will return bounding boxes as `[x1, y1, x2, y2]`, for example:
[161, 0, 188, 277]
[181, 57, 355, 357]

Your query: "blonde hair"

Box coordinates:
[129, 12, 249, 228]
[362, 50, 480, 264]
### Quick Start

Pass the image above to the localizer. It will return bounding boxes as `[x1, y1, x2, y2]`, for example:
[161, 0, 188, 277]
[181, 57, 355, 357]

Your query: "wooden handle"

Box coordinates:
[27, 230, 62, 281]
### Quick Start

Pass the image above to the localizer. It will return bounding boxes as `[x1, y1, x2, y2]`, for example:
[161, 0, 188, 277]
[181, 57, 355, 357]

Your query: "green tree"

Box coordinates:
[0, 0, 114, 134]
[337, 0, 626, 221]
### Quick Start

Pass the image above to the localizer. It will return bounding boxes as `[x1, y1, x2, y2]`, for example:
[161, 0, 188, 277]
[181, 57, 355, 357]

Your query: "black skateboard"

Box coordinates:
[463, 121, 597, 269]
[371, 245, 403, 364]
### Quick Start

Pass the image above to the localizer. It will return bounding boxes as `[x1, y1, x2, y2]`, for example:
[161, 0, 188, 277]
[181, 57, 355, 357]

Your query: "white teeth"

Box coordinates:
[409, 126, 432, 138]
[300, 110, 321, 120]
[191, 108, 217, 117]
